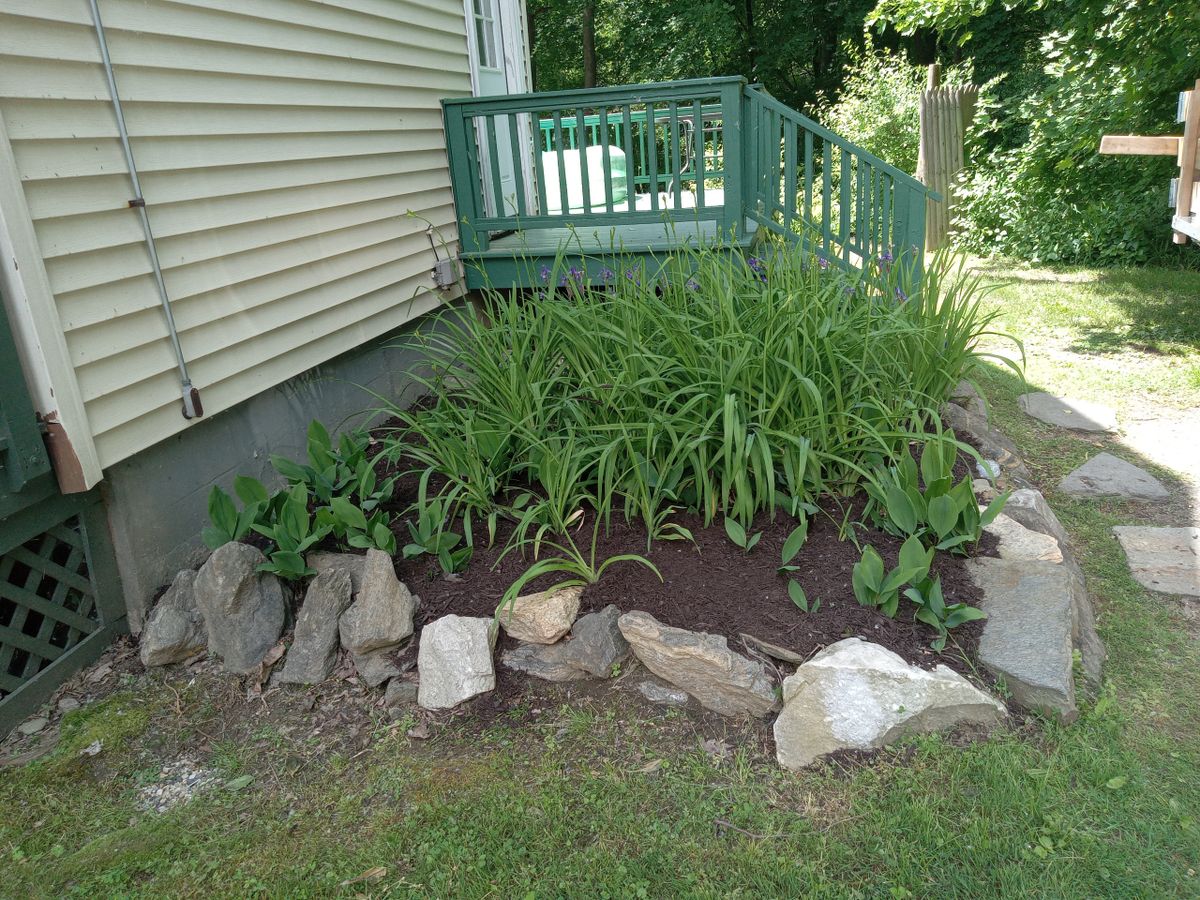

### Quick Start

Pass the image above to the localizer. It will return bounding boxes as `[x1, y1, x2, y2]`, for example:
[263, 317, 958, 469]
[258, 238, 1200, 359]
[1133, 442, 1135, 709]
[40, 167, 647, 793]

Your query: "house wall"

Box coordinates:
[0, 0, 472, 474]
[105, 308, 456, 632]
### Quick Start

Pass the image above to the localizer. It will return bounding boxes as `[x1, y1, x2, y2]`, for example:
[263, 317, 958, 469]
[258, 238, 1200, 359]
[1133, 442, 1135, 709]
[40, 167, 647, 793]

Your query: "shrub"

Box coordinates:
[819, 36, 970, 176]
[384, 245, 1002, 550]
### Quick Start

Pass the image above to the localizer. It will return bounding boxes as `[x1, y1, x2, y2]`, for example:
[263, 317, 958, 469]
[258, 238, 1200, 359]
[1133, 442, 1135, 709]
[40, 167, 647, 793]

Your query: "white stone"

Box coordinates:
[1058, 453, 1169, 501]
[773, 639, 1005, 770]
[1112, 526, 1200, 597]
[1003, 488, 1071, 550]
[497, 585, 582, 644]
[1018, 392, 1117, 432]
[984, 513, 1064, 563]
[417, 615, 496, 710]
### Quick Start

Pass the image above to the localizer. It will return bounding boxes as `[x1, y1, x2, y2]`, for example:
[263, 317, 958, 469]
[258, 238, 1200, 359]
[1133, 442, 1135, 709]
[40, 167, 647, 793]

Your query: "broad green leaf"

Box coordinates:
[979, 491, 1010, 529]
[928, 494, 959, 539]
[788, 579, 809, 612]
[745, 531, 762, 552]
[781, 520, 809, 564]
[233, 475, 269, 506]
[898, 534, 931, 577]
[723, 517, 747, 548]
[207, 486, 238, 536]
[885, 483, 918, 534]
[858, 546, 885, 591]
[944, 606, 988, 628]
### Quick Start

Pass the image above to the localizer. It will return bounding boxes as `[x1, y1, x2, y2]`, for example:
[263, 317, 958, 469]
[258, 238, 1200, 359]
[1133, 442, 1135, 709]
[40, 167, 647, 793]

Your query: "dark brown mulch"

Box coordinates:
[393, 492, 997, 682]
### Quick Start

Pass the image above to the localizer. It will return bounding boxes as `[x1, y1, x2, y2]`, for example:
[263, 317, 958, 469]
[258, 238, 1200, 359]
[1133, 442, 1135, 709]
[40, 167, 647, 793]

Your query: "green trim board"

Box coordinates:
[462, 218, 760, 289]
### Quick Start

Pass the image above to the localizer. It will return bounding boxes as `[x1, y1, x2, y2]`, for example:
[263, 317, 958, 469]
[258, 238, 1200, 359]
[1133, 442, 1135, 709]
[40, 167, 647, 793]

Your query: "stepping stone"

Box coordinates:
[1018, 392, 1117, 432]
[1112, 526, 1200, 597]
[1058, 453, 1169, 501]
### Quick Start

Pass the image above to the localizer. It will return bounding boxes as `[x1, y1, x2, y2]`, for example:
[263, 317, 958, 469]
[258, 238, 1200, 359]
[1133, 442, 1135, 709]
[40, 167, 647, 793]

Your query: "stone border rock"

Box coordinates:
[132, 381, 1104, 770]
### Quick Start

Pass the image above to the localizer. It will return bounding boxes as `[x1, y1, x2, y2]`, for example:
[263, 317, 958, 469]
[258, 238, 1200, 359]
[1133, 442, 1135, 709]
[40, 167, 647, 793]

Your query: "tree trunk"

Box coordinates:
[582, 1, 597, 88]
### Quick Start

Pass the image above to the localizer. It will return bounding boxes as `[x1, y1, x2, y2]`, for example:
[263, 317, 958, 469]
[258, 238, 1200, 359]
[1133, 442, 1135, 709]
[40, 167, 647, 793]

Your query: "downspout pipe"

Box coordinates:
[88, 0, 203, 419]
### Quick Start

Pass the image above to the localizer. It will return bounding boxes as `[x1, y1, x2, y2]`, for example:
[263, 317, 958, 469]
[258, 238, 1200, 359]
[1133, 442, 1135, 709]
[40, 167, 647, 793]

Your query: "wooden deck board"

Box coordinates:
[469, 217, 759, 258]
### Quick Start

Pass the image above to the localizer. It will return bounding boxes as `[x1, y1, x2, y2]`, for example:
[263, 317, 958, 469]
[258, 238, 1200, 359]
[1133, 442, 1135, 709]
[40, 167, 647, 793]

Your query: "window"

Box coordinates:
[472, 0, 499, 69]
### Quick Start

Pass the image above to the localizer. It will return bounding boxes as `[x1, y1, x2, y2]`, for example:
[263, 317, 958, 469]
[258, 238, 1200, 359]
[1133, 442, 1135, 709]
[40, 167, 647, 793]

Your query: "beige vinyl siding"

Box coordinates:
[0, 0, 471, 469]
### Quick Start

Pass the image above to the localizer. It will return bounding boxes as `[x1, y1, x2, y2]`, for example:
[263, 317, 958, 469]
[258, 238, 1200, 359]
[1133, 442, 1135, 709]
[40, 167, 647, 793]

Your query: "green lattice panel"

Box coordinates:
[0, 516, 100, 698]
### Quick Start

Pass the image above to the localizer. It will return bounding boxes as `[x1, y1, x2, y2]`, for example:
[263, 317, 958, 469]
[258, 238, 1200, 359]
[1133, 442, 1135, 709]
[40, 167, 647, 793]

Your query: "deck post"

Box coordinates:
[720, 81, 745, 242]
[441, 101, 488, 253]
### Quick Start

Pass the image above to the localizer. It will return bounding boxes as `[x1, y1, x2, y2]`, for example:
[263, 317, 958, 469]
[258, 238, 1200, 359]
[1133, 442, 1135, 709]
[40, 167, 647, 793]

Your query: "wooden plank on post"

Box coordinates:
[1100, 135, 1182, 155]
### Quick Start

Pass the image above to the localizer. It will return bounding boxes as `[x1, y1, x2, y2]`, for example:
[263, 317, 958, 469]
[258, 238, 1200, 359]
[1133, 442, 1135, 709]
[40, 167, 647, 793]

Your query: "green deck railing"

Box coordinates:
[442, 76, 934, 267]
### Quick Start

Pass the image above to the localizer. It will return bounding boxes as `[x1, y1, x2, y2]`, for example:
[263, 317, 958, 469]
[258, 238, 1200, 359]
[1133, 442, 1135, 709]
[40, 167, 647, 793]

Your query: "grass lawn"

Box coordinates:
[3, 263, 1200, 898]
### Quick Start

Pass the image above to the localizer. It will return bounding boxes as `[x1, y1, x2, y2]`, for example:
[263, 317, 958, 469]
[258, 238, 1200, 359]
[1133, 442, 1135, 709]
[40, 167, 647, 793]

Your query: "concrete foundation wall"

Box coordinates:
[104, 309, 453, 631]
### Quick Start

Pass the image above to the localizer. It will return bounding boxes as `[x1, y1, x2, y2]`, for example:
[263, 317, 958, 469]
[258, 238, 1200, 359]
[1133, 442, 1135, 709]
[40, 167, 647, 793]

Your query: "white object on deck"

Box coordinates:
[542, 145, 631, 213]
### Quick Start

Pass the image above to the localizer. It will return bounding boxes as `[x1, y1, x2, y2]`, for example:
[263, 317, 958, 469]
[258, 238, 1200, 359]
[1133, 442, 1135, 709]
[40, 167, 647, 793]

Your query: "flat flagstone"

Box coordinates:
[1018, 392, 1117, 432]
[1058, 453, 1169, 501]
[1112, 526, 1200, 597]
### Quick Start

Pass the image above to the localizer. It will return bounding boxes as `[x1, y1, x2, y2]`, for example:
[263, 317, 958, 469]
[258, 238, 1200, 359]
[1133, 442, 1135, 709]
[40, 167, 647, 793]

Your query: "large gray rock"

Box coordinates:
[949, 379, 987, 420]
[277, 569, 352, 685]
[1003, 488, 1071, 551]
[352, 650, 401, 688]
[638, 679, 690, 707]
[618, 611, 777, 718]
[966, 557, 1105, 719]
[306, 551, 366, 594]
[1018, 392, 1117, 432]
[193, 542, 286, 675]
[939, 404, 1033, 487]
[501, 604, 630, 682]
[774, 638, 1006, 770]
[140, 570, 207, 667]
[417, 615, 496, 710]
[564, 605, 629, 676]
[501, 642, 581, 682]
[497, 586, 581, 644]
[984, 513, 1063, 563]
[338, 549, 416, 655]
[1058, 453, 1169, 501]
[1113, 526, 1200, 597]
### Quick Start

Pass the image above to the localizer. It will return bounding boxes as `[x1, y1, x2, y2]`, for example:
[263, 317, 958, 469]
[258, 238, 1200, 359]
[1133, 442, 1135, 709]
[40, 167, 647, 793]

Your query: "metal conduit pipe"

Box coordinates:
[88, 0, 203, 419]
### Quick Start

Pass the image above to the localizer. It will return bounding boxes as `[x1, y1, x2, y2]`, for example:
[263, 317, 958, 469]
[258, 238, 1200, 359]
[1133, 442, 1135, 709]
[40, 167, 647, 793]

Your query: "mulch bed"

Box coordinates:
[382, 457, 998, 683]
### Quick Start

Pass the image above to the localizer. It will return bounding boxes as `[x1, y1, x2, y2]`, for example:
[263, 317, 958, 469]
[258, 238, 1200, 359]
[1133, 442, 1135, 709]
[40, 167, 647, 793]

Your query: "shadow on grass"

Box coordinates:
[973, 358, 1195, 530]
[975, 263, 1200, 357]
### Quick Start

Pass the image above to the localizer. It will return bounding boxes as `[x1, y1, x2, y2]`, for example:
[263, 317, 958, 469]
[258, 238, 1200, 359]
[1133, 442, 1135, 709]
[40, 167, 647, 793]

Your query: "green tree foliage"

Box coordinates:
[872, 0, 1200, 265]
[529, 0, 876, 112]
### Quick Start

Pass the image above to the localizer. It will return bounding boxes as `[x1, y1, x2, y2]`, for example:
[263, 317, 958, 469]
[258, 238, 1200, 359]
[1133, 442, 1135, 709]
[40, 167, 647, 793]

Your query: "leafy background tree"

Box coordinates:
[529, 0, 1200, 266]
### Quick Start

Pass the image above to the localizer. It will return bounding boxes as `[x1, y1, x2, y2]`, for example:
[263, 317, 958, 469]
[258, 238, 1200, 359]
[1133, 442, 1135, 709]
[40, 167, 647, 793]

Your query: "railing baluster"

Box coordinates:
[507, 113, 526, 218]
[576, 107, 592, 214]
[599, 106, 614, 213]
[669, 101, 681, 209]
[840, 146, 850, 265]
[783, 118, 796, 234]
[821, 139, 832, 259]
[532, 110, 548, 216]
[621, 104, 635, 207]
[485, 114, 505, 216]
[692, 99, 705, 208]
[645, 103, 660, 210]
[553, 110, 569, 216]
[803, 130, 814, 233]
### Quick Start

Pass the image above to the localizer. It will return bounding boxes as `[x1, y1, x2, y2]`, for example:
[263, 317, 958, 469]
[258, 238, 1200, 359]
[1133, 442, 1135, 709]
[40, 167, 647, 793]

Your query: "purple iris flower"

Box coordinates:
[817, 257, 830, 271]
[625, 268, 640, 284]
[686, 277, 700, 292]
[746, 255, 767, 282]
[895, 287, 907, 302]
[600, 267, 615, 284]
[539, 265, 551, 283]
[880, 249, 893, 263]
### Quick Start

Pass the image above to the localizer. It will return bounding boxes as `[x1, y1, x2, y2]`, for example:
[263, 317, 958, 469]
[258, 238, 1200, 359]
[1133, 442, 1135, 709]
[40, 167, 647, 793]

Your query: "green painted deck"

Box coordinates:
[462, 218, 759, 288]
[443, 77, 935, 291]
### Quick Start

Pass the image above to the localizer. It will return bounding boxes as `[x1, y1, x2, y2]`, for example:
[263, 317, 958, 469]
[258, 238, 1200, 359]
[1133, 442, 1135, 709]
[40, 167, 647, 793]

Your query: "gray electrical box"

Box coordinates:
[432, 257, 460, 289]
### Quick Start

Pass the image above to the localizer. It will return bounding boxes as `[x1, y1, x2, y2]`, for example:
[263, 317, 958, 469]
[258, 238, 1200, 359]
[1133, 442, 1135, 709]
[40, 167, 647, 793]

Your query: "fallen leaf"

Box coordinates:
[78, 740, 103, 758]
[1106, 775, 1128, 790]
[637, 758, 663, 774]
[341, 866, 387, 887]
[86, 663, 112, 683]
[224, 774, 254, 792]
[406, 721, 431, 740]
